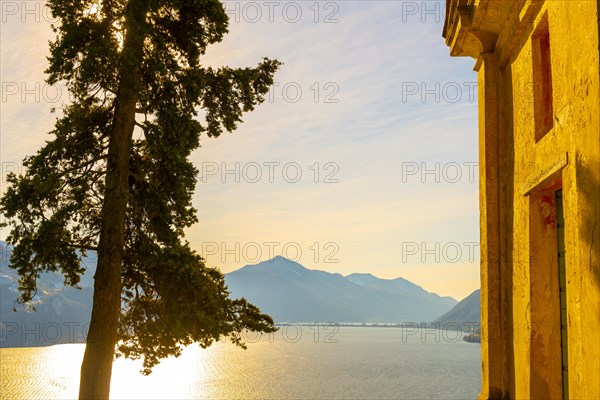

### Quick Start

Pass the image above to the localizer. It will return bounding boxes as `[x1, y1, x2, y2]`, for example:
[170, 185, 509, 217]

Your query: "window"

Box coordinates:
[532, 15, 553, 141]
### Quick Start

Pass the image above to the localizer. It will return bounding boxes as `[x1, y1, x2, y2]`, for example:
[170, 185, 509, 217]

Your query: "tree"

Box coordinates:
[0, 1, 281, 398]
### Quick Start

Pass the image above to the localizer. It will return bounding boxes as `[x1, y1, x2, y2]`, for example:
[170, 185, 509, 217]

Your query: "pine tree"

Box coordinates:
[0, 1, 280, 398]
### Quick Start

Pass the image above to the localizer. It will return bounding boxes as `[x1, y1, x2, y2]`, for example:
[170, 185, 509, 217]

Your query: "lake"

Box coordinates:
[0, 326, 481, 399]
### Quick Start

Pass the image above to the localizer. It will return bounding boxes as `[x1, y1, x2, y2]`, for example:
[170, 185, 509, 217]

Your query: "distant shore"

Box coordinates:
[274, 321, 480, 330]
[273, 322, 481, 343]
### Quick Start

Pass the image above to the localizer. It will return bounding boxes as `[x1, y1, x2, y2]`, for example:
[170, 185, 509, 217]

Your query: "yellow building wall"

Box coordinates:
[444, 0, 600, 398]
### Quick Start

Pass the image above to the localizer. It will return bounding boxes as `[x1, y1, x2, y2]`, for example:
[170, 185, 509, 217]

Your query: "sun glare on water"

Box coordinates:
[110, 346, 210, 399]
[0, 344, 214, 399]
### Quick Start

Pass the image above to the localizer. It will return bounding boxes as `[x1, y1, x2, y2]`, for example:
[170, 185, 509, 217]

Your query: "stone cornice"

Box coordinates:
[444, 0, 524, 70]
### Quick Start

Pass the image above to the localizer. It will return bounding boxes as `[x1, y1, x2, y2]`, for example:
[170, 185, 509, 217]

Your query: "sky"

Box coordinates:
[0, 1, 480, 300]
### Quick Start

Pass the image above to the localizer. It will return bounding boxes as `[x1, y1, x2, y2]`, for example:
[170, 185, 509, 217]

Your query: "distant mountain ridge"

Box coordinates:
[224, 256, 457, 323]
[0, 242, 95, 347]
[434, 289, 480, 327]
[1, 243, 459, 347]
[346, 272, 456, 304]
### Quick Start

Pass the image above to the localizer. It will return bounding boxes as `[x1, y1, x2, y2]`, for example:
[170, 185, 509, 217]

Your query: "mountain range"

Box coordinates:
[0, 244, 95, 347]
[224, 256, 457, 322]
[1, 243, 471, 347]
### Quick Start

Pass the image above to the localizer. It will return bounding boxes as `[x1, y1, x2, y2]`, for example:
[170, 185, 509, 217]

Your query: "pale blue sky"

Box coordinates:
[0, 1, 480, 300]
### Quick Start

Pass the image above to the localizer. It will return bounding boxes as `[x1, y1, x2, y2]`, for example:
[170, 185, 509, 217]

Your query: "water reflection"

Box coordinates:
[0, 327, 481, 399]
[1, 343, 211, 399]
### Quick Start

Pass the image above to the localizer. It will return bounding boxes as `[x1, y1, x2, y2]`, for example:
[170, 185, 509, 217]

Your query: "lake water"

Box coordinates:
[0, 327, 481, 399]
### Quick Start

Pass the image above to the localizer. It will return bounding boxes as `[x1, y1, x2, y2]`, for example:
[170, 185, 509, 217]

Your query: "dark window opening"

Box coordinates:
[532, 16, 553, 141]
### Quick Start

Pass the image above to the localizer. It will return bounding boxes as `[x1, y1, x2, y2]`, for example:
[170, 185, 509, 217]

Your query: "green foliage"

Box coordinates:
[1, 0, 279, 373]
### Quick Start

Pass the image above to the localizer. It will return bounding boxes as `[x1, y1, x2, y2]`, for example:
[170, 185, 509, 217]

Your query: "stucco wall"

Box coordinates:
[444, 0, 600, 398]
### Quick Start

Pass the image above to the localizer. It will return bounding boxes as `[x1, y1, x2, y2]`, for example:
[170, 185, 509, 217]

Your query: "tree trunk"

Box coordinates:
[78, 2, 147, 399]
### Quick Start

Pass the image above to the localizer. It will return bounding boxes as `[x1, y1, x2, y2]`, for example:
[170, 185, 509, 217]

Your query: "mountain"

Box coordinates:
[0, 242, 95, 347]
[224, 256, 457, 323]
[1, 244, 459, 347]
[434, 289, 480, 328]
[346, 273, 457, 307]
